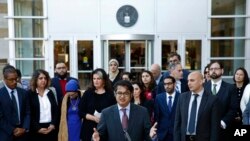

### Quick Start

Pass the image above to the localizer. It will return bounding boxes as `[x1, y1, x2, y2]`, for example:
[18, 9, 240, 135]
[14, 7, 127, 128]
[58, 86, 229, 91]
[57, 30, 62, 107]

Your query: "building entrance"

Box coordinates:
[101, 34, 154, 81]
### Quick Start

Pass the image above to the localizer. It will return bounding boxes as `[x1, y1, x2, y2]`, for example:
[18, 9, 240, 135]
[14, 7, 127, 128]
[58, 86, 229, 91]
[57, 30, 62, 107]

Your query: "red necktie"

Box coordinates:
[121, 108, 128, 130]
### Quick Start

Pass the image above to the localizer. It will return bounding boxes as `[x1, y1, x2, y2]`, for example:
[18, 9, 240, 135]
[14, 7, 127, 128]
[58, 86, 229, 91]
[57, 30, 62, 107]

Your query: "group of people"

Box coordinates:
[1, 52, 250, 141]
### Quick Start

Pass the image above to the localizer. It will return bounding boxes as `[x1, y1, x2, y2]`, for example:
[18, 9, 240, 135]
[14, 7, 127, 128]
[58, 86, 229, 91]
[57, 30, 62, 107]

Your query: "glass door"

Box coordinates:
[102, 34, 154, 81]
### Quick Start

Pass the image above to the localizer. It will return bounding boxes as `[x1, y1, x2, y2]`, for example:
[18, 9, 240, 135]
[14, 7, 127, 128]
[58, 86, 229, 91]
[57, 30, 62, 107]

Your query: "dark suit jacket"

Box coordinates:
[174, 90, 220, 141]
[204, 80, 238, 127]
[97, 103, 151, 141]
[28, 90, 59, 132]
[51, 75, 78, 105]
[0, 86, 30, 141]
[154, 92, 180, 140]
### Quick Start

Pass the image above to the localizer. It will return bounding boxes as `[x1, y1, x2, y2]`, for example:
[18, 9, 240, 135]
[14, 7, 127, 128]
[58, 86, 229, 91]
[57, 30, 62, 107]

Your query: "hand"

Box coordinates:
[13, 128, 25, 137]
[94, 116, 100, 123]
[92, 128, 100, 141]
[47, 124, 55, 133]
[150, 122, 157, 138]
[38, 128, 50, 134]
[235, 116, 241, 122]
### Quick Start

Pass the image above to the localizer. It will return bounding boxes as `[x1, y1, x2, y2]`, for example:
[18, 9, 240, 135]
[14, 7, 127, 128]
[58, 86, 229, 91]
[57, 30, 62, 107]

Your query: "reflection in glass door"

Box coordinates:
[53, 40, 70, 68]
[161, 40, 178, 71]
[77, 40, 93, 89]
[104, 40, 152, 81]
[185, 40, 201, 70]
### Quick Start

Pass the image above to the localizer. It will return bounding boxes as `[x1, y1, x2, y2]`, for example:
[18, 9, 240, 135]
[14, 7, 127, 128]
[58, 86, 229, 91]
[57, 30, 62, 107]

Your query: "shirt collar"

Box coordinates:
[166, 91, 176, 99]
[118, 103, 130, 111]
[191, 88, 204, 97]
[211, 79, 222, 86]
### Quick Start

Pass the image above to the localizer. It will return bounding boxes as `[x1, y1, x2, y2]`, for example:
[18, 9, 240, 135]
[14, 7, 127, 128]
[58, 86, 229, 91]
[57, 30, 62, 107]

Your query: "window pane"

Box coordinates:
[77, 40, 93, 70]
[54, 40, 70, 68]
[109, 41, 125, 67]
[14, 0, 43, 16]
[16, 60, 45, 77]
[211, 18, 245, 37]
[211, 40, 245, 57]
[212, 0, 246, 15]
[161, 40, 178, 70]
[78, 73, 91, 90]
[15, 40, 44, 58]
[211, 60, 244, 76]
[15, 19, 44, 38]
[185, 40, 201, 70]
[130, 41, 145, 67]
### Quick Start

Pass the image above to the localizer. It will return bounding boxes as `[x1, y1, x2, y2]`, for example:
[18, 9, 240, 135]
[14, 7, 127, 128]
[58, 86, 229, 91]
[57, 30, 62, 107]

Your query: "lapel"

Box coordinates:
[197, 91, 208, 120]
[16, 88, 22, 111]
[160, 93, 169, 113]
[172, 92, 180, 113]
[217, 81, 226, 96]
[3, 87, 12, 104]
[184, 92, 192, 125]
[127, 103, 136, 133]
[113, 105, 123, 131]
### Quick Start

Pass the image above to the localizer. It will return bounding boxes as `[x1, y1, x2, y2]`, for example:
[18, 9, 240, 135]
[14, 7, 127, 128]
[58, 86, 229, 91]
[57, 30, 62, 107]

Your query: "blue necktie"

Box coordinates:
[11, 90, 19, 125]
[168, 96, 172, 112]
[188, 94, 198, 134]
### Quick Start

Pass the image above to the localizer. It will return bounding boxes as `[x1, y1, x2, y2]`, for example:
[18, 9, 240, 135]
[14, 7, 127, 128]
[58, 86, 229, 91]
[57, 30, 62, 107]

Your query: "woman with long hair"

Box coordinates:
[79, 68, 116, 141]
[28, 69, 59, 141]
[139, 70, 157, 100]
[131, 81, 153, 118]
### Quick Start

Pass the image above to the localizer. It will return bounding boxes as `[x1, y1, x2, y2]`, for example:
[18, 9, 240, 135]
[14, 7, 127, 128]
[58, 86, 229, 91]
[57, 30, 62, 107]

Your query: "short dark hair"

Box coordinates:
[209, 61, 224, 69]
[169, 52, 181, 61]
[164, 75, 176, 84]
[3, 64, 16, 79]
[114, 80, 134, 94]
[16, 69, 22, 78]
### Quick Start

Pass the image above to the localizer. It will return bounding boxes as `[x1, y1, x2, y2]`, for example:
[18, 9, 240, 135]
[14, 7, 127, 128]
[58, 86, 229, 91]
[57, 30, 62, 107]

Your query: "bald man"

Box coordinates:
[150, 64, 164, 85]
[174, 71, 220, 141]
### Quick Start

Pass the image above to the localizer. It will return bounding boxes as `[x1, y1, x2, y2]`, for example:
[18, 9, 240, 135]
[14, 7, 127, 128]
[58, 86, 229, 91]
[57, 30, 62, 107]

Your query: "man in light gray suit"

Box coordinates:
[92, 80, 152, 141]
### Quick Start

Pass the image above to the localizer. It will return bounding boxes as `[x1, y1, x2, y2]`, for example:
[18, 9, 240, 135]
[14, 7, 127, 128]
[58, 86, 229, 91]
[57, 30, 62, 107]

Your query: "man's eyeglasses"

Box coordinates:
[169, 59, 179, 63]
[164, 82, 174, 86]
[209, 68, 221, 71]
[5, 78, 18, 82]
[116, 92, 130, 97]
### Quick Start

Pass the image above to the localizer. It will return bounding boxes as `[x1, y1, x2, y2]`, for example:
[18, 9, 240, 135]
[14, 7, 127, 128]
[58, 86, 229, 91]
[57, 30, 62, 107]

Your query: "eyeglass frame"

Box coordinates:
[115, 91, 131, 97]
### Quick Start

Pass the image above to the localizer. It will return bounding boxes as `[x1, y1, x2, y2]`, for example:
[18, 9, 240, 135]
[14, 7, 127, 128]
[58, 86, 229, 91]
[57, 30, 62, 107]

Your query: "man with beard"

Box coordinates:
[51, 62, 78, 106]
[204, 61, 237, 141]
[154, 76, 180, 141]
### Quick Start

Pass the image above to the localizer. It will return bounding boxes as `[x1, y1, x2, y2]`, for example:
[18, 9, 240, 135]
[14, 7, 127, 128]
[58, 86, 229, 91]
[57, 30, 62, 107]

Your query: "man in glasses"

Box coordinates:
[0, 65, 30, 141]
[154, 76, 180, 141]
[204, 61, 237, 141]
[92, 80, 152, 141]
[163, 52, 190, 81]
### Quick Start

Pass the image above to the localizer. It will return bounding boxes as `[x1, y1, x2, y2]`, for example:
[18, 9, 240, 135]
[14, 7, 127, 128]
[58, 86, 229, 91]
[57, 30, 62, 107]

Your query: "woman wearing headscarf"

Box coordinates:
[108, 59, 122, 87]
[58, 79, 82, 141]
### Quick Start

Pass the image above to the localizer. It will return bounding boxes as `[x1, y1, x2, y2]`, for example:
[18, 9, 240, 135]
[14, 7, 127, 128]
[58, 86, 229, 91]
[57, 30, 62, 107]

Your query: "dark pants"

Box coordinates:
[186, 135, 196, 141]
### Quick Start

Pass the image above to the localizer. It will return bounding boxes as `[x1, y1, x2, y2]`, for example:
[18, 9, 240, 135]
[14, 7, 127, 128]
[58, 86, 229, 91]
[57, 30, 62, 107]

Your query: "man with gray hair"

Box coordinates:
[157, 63, 189, 94]
[150, 64, 164, 85]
